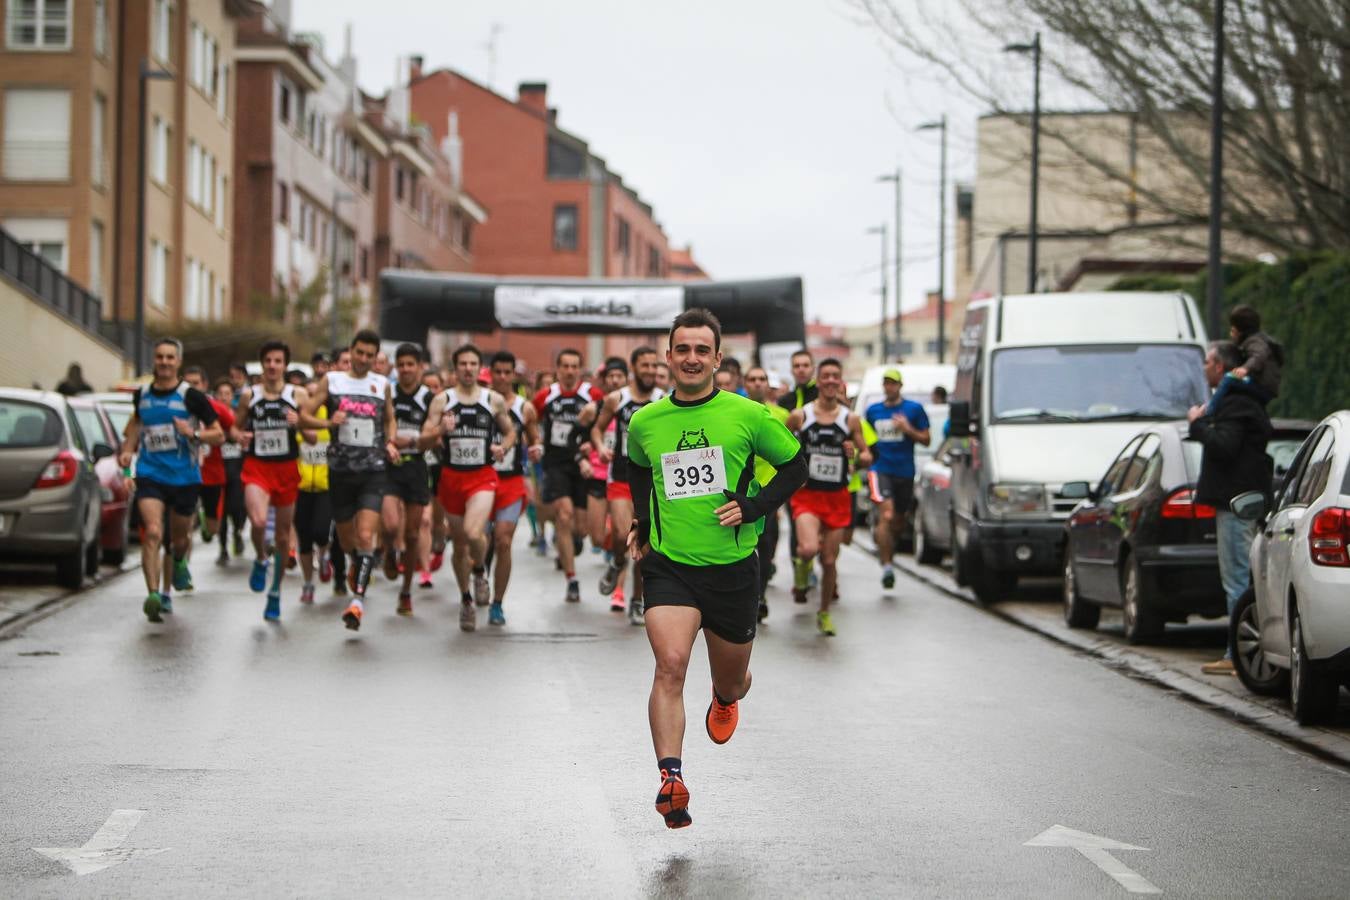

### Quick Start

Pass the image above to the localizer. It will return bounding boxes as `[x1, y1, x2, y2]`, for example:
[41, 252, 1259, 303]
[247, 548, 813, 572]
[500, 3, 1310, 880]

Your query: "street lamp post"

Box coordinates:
[917, 116, 948, 364]
[877, 169, 902, 357]
[1003, 33, 1042, 293]
[866, 224, 888, 362]
[329, 190, 355, 351]
[1207, 1, 1225, 337]
[134, 60, 173, 377]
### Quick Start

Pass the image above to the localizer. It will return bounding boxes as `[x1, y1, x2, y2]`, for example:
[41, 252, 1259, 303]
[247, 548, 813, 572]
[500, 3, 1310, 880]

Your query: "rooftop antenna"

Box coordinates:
[483, 22, 504, 89]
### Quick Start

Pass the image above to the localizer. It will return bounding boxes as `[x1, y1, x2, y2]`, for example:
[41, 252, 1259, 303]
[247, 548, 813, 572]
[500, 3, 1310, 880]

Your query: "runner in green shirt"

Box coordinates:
[626, 308, 807, 829]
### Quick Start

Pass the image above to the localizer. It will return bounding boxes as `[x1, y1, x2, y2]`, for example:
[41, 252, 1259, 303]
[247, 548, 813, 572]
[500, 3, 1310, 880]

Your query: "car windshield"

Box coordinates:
[1267, 438, 1304, 480]
[0, 400, 62, 447]
[101, 402, 133, 436]
[72, 408, 107, 451]
[991, 345, 1205, 423]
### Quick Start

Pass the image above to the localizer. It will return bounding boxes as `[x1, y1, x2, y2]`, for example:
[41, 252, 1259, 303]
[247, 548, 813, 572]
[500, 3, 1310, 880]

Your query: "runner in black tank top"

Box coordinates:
[482, 350, 541, 626]
[382, 344, 436, 615]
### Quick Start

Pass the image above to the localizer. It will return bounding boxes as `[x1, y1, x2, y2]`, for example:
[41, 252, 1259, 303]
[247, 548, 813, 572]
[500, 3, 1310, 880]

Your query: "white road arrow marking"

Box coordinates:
[33, 809, 169, 876]
[1025, 825, 1162, 894]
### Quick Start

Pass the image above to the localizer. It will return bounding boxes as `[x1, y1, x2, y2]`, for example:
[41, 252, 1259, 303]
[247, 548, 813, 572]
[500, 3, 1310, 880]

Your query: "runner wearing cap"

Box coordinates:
[864, 367, 930, 588]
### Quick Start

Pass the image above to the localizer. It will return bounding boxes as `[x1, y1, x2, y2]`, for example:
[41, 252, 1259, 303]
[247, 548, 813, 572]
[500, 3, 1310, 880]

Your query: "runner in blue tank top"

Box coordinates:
[118, 338, 223, 623]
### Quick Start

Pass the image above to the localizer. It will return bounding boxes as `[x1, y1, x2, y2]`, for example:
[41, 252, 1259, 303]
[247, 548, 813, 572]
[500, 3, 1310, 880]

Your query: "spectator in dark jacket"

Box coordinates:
[1187, 340, 1272, 675]
[55, 363, 92, 396]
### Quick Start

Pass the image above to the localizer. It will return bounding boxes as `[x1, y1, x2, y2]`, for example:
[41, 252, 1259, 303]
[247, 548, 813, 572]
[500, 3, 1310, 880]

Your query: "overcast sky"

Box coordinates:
[292, 0, 993, 325]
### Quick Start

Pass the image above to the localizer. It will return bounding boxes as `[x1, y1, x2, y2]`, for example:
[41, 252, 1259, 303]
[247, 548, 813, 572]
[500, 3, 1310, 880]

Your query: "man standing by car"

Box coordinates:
[1187, 340, 1272, 676]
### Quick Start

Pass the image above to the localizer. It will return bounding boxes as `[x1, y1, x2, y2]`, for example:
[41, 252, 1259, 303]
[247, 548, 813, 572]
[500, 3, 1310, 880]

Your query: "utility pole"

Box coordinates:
[866, 224, 888, 362]
[1206, 1, 1225, 338]
[329, 191, 353, 351]
[134, 60, 173, 377]
[878, 169, 902, 356]
[919, 116, 948, 363]
[1004, 33, 1042, 293]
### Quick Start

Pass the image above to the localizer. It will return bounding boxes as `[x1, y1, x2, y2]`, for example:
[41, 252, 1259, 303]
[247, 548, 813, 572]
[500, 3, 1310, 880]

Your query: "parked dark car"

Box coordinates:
[68, 397, 132, 565]
[0, 389, 103, 588]
[1061, 419, 1315, 644]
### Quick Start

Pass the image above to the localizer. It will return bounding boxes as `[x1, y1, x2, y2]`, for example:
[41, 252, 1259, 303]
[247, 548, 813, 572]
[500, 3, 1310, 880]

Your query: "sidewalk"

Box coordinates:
[848, 536, 1350, 768]
[0, 549, 139, 639]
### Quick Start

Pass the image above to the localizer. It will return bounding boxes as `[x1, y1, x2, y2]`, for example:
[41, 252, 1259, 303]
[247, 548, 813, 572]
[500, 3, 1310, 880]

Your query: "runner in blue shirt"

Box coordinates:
[864, 367, 930, 588]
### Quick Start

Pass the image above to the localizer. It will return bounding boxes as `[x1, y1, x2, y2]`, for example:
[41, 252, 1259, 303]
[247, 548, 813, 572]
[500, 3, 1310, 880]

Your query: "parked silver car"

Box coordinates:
[1231, 411, 1350, 725]
[913, 435, 962, 565]
[0, 389, 104, 588]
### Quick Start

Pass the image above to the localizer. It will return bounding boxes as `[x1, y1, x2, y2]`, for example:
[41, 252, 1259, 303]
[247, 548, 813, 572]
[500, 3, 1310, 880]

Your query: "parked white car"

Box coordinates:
[1231, 411, 1350, 725]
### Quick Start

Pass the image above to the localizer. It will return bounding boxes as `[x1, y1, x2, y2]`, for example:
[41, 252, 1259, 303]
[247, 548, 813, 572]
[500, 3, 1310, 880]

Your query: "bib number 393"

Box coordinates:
[660, 446, 727, 500]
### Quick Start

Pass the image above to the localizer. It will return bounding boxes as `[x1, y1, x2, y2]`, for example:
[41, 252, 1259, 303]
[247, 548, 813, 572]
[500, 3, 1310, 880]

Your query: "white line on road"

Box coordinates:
[33, 809, 169, 876]
[1025, 825, 1162, 894]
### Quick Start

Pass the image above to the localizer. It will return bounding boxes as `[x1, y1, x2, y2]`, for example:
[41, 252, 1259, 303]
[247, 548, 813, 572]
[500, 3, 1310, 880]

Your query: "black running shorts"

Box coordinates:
[639, 550, 760, 644]
[541, 461, 587, 507]
[328, 470, 389, 523]
[388, 457, 431, 506]
[134, 478, 200, 518]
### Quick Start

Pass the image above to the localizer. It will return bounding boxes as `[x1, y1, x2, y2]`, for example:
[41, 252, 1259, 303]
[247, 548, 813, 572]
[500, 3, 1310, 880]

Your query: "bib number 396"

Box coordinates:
[660, 446, 727, 500]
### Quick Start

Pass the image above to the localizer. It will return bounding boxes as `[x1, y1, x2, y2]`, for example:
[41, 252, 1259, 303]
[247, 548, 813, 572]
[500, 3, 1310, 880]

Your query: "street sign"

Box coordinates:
[1025, 824, 1161, 894]
[33, 809, 169, 876]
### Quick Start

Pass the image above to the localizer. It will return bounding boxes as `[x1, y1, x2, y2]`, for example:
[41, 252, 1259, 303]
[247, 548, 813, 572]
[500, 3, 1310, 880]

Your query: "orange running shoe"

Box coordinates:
[705, 689, 739, 745]
[342, 602, 363, 631]
[655, 770, 691, 829]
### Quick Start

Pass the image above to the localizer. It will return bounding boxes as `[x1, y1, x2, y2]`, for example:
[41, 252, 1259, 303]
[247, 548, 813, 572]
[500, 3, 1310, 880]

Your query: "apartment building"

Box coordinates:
[0, 0, 242, 330]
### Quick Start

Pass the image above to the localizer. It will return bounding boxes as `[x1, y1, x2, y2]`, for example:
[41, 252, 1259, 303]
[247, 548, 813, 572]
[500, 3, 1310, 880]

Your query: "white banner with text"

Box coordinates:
[494, 284, 684, 330]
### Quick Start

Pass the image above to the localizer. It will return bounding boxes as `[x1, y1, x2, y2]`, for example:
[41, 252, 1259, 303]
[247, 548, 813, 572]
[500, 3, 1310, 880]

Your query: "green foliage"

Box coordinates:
[1107, 254, 1350, 420]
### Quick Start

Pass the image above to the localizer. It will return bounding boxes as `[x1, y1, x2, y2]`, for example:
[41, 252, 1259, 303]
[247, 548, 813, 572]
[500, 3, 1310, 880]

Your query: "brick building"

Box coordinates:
[0, 0, 244, 327]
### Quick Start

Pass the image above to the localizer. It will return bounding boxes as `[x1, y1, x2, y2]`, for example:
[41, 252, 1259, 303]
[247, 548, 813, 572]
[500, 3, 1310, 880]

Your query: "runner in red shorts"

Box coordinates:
[590, 345, 664, 624]
[423, 343, 517, 632]
[238, 340, 308, 621]
[785, 358, 870, 635]
[483, 350, 539, 627]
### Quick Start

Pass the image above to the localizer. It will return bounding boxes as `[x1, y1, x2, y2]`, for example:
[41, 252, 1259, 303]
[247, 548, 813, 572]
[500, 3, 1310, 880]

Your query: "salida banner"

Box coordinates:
[494, 284, 684, 330]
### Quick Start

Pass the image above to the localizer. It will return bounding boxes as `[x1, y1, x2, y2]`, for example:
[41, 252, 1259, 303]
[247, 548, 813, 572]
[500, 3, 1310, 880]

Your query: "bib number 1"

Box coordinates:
[660, 446, 727, 500]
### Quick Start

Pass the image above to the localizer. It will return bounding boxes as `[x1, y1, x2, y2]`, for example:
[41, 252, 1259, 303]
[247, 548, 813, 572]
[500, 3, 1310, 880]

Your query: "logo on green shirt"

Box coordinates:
[675, 428, 710, 451]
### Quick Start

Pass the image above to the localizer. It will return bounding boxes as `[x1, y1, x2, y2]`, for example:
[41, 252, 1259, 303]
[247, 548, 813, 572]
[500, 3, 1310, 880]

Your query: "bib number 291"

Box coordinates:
[661, 446, 727, 500]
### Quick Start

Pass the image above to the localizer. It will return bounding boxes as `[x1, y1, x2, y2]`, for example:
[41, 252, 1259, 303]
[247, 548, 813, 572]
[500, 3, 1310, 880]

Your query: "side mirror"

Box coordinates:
[1060, 481, 1092, 501]
[92, 442, 115, 462]
[948, 400, 972, 437]
[1230, 490, 1267, 522]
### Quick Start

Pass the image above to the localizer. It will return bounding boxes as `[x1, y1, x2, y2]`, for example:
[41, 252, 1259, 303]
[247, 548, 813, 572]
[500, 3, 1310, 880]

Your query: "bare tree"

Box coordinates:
[853, 0, 1350, 255]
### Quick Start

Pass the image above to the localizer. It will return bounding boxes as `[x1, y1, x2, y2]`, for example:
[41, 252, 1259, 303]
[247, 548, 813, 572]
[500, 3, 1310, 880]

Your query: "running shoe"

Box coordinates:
[628, 596, 645, 627]
[573, 534, 584, 556]
[488, 602, 506, 626]
[610, 587, 626, 613]
[397, 592, 413, 617]
[602, 549, 612, 565]
[342, 602, 362, 631]
[792, 587, 808, 604]
[232, 531, 244, 557]
[590, 545, 602, 556]
[286, 549, 297, 571]
[159, 592, 173, 615]
[143, 591, 163, 620]
[533, 535, 547, 557]
[565, 580, 580, 603]
[598, 559, 623, 596]
[655, 771, 691, 829]
[172, 558, 193, 592]
[757, 596, 769, 623]
[817, 610, 836, 636]
[319, 555, 332, 583]
[215, 550, 229, 568]
[249, 558, 269, 593]
[430, 551, 445, 572]
[882, 567, 895, 589]
[264, 593, 281, 621]
[418, 570, 433, 589]
[333, 574, 348, 598]
[473, 571, 490, 607]
[459, 600, 476, 632]
[300, 583, 316, 604]
[382, 549, 399, 581]
[705, 690, 739, 745]
[199, 516, 210, 544]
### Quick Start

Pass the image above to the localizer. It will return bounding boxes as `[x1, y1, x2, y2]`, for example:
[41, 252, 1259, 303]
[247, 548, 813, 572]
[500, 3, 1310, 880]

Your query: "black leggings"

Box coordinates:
[295, 490, 332, 555]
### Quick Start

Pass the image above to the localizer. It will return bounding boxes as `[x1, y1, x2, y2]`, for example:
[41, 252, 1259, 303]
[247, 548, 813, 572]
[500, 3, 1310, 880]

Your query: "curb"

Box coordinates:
[0, 551, 140, 641]
[843, 539, 1350, 771]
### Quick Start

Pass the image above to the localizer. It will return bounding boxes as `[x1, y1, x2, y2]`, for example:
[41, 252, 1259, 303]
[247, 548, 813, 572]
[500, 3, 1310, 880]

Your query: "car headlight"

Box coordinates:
[987, 483, 1046, 516]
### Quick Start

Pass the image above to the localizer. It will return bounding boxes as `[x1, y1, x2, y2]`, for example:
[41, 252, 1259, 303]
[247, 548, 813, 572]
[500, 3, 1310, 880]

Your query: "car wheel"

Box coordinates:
[1290, 608, 1339, 726]
[914, 507, 942, 566]
[951, 517, 971, 587]
[1063, 553, 1100, 629]
[1121, 553, 1163, 644]
[1231, 587, 1287, 696]
[57, 538, 86, 590]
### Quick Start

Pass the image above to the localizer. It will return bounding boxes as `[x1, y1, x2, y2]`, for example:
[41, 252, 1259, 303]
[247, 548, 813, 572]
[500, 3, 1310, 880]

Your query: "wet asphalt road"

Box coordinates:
[1, 524, 1348, 898]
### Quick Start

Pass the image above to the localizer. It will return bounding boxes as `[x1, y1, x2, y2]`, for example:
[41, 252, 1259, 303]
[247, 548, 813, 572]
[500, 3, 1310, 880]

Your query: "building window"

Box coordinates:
[898, 339, 914, 356]
[91, 93, 106, 187]
[5, 217, 67, 271]
[215, 281, 227, 320]
[394, 166, 404, 202]
[461, 218, 473, 252]
[277, 182, 289, 224]
[278, 80, 291, 124]
[184, 257, 198, 319]
[152, 0, 172, 64]
[552, 204, 578, 251]
[925, 339, 941, 355]
[546, 137, 585, 179]
[149, 239, 168, 308]
[93, 0, 107, 57]
[190, 25, 217, 97]
[151, 116, 169, 185]
[187, 140, 199, 203]
[216, 173, 227, 229]
[89, 219, 104, 296]
[216, 64, 228, 119]
[648, 247, 661, 277]
[3, 88, 70, 180]
[616, 218, 630, 255]
[6, 0, 71, 50]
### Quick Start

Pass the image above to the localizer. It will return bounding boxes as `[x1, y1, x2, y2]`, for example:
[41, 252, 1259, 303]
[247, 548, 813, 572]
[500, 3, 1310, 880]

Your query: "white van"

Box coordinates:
[946, 292, 1208, 602]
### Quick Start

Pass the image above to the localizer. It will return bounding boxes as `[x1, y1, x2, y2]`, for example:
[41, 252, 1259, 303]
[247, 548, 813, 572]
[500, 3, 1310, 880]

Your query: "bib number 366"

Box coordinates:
[661, 446, 727, 500]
